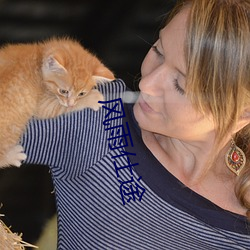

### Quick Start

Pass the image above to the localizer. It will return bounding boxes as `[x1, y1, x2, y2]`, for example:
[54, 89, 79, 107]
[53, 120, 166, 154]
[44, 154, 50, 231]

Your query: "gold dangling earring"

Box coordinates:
[225, 139, 246, 176]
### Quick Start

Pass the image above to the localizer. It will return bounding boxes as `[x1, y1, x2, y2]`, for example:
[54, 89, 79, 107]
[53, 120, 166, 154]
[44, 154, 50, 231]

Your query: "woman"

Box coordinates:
[22, 0, 250, 249]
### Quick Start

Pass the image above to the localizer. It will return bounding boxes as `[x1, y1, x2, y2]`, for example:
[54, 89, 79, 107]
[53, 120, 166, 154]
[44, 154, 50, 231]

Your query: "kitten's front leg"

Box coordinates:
[0, 145, 27, 168]
[36, 89, 104, 119]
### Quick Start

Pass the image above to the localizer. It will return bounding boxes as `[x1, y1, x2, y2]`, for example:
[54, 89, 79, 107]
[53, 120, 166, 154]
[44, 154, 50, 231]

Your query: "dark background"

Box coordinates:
[0, 0, 176, 247]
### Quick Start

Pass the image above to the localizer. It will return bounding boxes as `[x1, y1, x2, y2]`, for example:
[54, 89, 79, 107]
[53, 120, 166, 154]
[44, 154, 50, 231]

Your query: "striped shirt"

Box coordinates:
[22, 79, 250, 250]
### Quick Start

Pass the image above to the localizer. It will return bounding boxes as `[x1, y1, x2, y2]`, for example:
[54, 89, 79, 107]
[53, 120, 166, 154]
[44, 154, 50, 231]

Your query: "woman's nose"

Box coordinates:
[139, 52, 165, 96]
[139, 65, 165, 96]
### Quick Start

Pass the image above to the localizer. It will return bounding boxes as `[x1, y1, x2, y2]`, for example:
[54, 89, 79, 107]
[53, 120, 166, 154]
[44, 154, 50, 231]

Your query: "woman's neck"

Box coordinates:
[141, 129, 217, 183]
[141, 129, 247, 216]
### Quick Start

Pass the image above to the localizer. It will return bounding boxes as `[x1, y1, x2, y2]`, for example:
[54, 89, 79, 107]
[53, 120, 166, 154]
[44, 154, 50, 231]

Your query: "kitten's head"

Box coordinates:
[41, 38, 114, 108]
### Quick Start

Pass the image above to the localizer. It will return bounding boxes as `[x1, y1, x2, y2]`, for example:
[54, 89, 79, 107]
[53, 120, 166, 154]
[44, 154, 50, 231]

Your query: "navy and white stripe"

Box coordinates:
[22, 79, 250, 249]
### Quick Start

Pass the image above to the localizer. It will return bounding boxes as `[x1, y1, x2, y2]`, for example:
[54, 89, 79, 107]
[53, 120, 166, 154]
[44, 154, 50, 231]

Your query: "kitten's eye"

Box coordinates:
[78, 91, 87, 97]
[59, 89, 69, 95]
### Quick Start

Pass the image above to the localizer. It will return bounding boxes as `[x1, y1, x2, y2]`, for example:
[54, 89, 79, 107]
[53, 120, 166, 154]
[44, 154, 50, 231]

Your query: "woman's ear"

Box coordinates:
[233, 109, 250, 133]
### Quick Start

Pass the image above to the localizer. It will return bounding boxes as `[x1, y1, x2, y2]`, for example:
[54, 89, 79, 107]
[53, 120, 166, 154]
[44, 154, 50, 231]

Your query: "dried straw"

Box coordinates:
[0, 214, 38, 250]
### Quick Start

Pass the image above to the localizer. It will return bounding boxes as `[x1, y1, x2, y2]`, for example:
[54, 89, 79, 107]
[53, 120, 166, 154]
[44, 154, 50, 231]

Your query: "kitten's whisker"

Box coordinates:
[136, 35, 154, 47]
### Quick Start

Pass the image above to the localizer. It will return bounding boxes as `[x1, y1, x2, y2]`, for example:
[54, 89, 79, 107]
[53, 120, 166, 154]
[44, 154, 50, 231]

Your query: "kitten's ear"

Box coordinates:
[93, 64, 115, 83]
[42, 56, 67, 75]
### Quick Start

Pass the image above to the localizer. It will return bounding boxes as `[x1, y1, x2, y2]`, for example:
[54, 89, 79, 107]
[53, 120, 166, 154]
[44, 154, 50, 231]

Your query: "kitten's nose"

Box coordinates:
[67, 99, 75, 107]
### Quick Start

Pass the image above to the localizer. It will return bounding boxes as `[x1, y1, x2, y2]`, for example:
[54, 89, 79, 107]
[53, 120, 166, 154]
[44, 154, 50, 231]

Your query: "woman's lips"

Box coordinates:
[138, 94, 157, 113]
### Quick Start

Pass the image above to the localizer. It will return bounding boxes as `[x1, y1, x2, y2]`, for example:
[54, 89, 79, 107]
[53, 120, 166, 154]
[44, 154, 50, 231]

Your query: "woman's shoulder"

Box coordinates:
[97, 79, 127, 101]
[21, 79, 128, 168]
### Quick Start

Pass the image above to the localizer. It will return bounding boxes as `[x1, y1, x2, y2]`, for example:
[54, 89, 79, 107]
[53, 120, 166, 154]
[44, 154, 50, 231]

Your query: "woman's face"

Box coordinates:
[133, 8, 215, 142]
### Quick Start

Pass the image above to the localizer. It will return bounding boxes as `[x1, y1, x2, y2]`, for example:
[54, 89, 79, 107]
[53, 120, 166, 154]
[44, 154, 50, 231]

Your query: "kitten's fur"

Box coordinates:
[0, 38, 114, 168]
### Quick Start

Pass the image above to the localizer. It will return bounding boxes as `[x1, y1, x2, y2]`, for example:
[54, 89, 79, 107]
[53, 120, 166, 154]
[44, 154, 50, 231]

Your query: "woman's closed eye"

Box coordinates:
[152, 45, 164, 57]
[174, 79, 185, 95]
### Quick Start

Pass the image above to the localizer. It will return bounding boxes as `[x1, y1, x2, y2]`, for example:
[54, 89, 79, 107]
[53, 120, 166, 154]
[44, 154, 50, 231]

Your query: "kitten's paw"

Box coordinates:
[90, 90, 104, 111]
[6, 145, 27, 167]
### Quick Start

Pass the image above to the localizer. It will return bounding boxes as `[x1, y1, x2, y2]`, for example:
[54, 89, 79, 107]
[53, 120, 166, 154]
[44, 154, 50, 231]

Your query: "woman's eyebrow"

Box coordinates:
[159, 30, 164, 49]
[176, 68, 186, 78]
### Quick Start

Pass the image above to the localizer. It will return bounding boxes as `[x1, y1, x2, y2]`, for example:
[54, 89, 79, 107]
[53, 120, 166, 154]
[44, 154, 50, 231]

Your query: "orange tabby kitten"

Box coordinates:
[0, 38, 115, 168]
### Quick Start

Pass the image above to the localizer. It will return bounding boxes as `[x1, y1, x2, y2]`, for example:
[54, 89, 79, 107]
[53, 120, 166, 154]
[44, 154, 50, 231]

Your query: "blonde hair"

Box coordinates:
[169, 0, 250, 217]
